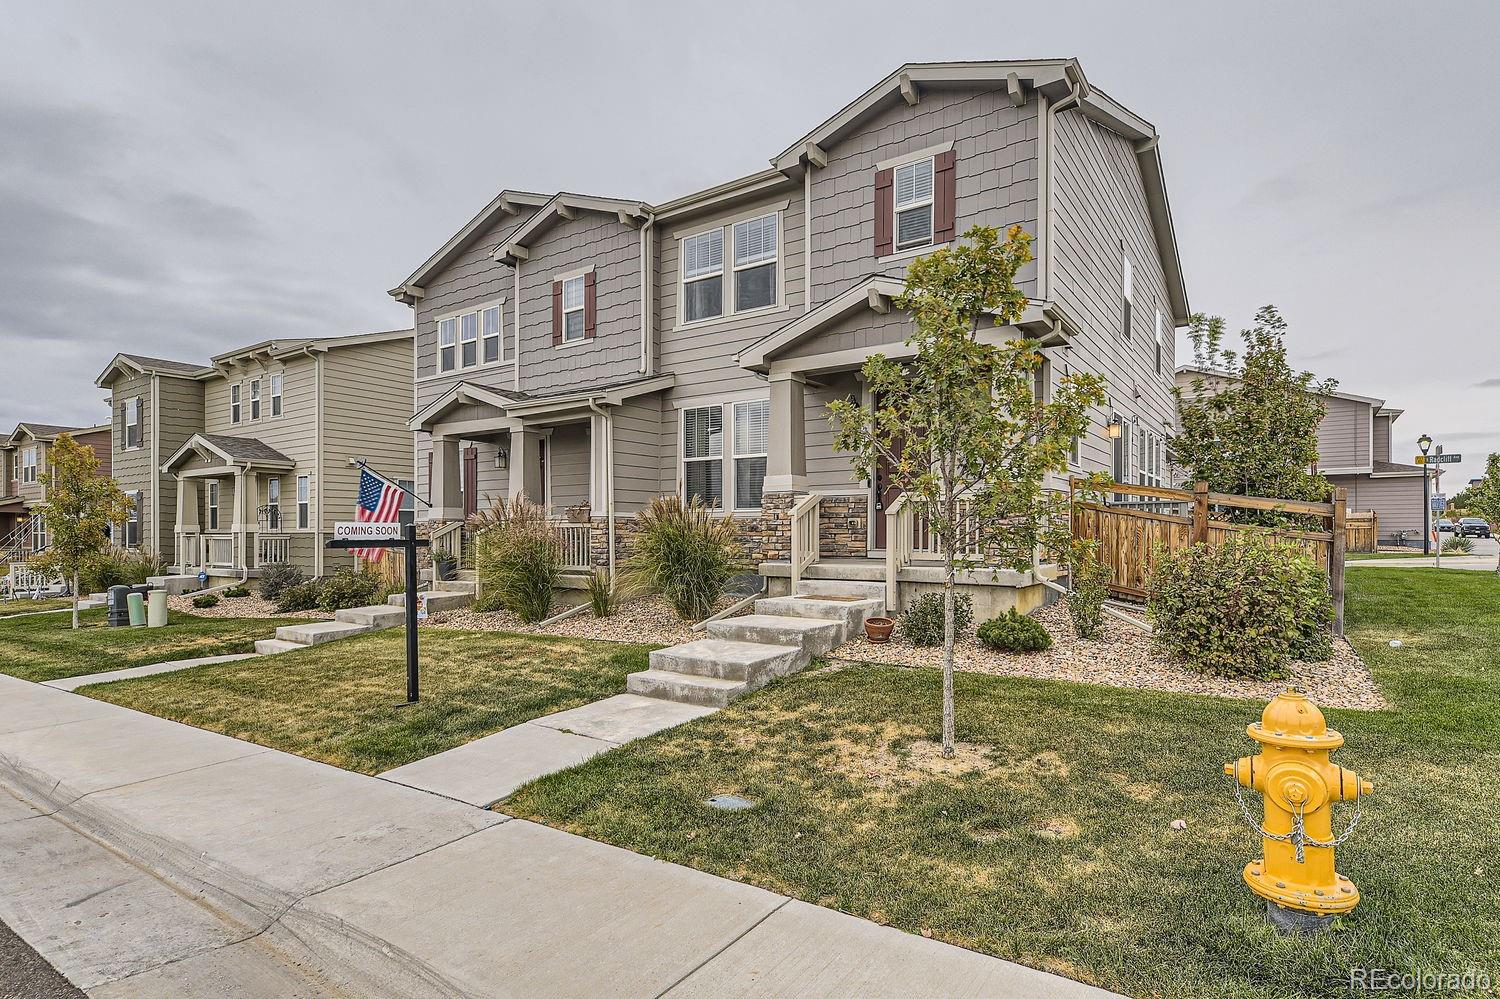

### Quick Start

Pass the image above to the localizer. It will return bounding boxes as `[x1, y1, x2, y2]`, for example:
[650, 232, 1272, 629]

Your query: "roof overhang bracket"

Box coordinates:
[898, 73, 919, 107]
[867, 288, 891, 315]
[1007, 72, 1026, 107]
[805, 143, 828, 169]
[556, 202, 577, 221]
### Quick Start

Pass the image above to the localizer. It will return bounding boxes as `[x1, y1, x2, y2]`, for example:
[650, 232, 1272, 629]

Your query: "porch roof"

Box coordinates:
[161, 433, 295, 474]
[409, 373, 675, 432]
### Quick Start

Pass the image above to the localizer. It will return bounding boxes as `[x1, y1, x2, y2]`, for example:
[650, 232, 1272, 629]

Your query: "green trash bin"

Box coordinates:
[126, 592, 147, 627]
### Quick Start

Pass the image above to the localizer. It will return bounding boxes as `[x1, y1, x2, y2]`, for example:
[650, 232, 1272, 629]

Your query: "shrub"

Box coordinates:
[258, 562, 305, 602]
[900, 591, 974, 647]
[316, 568, 385, 612]
[79, 548, 167, 594]
[1067, 539, 1110, 640]
[1443, 535, 1474, 554]
[977, 608, 1052, 653]
[224, 585, 251, 598]
[624, 496, 749, 621]
[472, 497, 561, 623]
[275, 580, 322, 613]
[192, 593, 220, 609]
[1148, 534, 1331, 679]
[586, 569, 616, 618]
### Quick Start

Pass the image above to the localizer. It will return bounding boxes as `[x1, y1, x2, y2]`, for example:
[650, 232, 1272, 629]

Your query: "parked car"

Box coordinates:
[1438, 518, 1457, 533]
[1458, 518, 1492, 538]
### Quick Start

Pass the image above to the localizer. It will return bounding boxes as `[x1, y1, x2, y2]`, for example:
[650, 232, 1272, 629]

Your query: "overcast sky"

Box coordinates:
[3, 1, 1496, 486]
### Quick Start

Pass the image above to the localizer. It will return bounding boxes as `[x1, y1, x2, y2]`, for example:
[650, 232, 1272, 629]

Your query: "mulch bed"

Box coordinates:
[424, 595, 745, 646]
[832, 598, 1387, 710]
[167, 593, 330, 621]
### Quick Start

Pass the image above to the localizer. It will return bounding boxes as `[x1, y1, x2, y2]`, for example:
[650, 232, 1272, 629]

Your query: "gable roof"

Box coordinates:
[209, 328, 413, 368]
[95, 352, 208, 388]
[389, 189, 551, 304]
[1174, 365, 1392, 410]
[409, 373, 674, 431]
[4, 422, 109, 447]
[494, 192, 650, 264]
[161, 433, 295, 472]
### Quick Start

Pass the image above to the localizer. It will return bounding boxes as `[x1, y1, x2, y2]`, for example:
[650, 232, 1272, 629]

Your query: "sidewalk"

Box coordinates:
[0, 674, 1116, 998]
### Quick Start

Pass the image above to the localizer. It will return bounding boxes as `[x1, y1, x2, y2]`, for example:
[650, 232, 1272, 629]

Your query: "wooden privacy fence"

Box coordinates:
[1070, 478, 1347, 635]
[1344, 511, 1378, 553]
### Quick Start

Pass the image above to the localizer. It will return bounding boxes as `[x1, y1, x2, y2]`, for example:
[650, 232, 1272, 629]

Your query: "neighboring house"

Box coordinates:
[1175, 365, 1428, 544]
[389, 59, 1188, 610]
[94, 331, 414, 583]
[0, 422, 112, 559]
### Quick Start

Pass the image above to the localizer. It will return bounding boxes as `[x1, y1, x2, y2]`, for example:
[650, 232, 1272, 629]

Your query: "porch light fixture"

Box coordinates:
[1106, 415, 1124, 440]
[495, 448, 509, 470]
[1417, 433, 1432, 456]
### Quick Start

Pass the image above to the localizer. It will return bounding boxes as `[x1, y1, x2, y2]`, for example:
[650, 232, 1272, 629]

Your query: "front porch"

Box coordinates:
[161, 434, 300, 577]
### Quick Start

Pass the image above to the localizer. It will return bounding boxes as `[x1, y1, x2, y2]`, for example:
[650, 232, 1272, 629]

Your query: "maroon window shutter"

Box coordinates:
[551, 281, 563, 345]
[934, 150, 957, 243]
[584, 270, 597, 338]
[873, 168, 894, 257]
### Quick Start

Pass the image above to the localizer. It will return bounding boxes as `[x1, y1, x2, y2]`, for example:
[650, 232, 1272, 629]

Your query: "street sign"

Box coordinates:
[333, 521, 401, 541]
[1432, 495, 1447, 513]
[1415, 454, 1462, 465]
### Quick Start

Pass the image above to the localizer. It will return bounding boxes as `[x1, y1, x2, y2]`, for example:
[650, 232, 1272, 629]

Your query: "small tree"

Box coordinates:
[1173, 306, 1334, 523]
[1461, 453, 1500, 526]
[28, 434, 134, 629]
[829, 225, 1105, 757]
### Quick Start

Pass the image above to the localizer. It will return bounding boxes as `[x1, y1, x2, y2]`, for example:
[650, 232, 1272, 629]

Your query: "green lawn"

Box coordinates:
[506, 569, 1500, 999]
[0, 598, 74, 617]
[0, 608, 297, 683]
[82, 630, 655, 774]
[1346, 550, 1429, 560]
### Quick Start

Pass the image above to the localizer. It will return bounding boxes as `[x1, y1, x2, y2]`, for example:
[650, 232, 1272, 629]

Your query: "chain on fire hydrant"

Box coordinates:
[1224, 689, 1373, 934]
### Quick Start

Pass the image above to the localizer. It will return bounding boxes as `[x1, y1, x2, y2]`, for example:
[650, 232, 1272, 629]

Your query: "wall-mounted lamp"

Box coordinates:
[1106, 415, 1124, 440]
[495, 448, 509, 470]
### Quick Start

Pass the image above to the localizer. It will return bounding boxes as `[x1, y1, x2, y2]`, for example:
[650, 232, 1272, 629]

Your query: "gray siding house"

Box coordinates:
[390, 60, 1189, 609]
[94, 330, 414, 582]
[0, 422, 113, 561]
[1175, 365, 1427, 544]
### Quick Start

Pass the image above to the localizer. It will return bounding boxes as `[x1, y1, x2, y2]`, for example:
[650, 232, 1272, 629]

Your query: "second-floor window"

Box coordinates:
[460, 312, 479, 367]
[123, 398, 141, 449]
[207, 481, 220, 531]
[266, 477, 281, 531]
[21, 448, 37, 484]
[733, 214, 778, 312]
[681, 228, 724, 323]
[271, 373, 283, 416]
[437, 303, 505, 373]
[561, 276, 586, 342]
[482, 305, 502, 363]
[296, 474, 310, 529]
[250, 379, 262, 420]
[438, 317, 457, 372]
[230, 384, 241, 424]
[894, 158, 935, 250]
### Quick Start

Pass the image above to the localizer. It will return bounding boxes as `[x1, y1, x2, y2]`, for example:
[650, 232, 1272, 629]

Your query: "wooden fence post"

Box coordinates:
[1192, 481, 1210, 544]
[1331, 486, 1347, 637]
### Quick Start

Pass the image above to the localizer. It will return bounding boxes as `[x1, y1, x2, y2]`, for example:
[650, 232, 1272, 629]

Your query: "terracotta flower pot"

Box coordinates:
[864, 616, 895, 643]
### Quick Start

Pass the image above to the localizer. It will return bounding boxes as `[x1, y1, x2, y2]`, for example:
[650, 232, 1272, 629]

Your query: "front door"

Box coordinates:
[462, 446, 478, 518]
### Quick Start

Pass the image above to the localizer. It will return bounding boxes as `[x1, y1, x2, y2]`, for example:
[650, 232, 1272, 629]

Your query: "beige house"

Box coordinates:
[0, 422, 112, 562]
[390, 59, 1190, 610]
[94, 330, 414, 583]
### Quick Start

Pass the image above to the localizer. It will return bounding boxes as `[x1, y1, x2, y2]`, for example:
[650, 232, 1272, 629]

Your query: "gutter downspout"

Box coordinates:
[1041, 75, 1085, 303]
[639, 213, 655, 375]
[514, 261, 523, 391]
[587, 398, 616, 585]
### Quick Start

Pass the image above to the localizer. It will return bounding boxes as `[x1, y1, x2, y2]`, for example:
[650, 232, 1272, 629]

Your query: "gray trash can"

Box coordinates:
[107, 585, 132, 628]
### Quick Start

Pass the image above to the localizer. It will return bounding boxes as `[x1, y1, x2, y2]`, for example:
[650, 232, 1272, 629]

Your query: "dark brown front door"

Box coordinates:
[873, 449, 904, 549]
[462, 446, 478, 518]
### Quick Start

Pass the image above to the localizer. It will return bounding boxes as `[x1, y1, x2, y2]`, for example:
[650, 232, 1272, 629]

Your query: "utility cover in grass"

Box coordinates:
[704, 795, 755, 811]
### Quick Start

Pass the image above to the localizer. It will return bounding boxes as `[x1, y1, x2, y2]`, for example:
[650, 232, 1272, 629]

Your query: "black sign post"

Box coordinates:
[326, 523, 429, 704]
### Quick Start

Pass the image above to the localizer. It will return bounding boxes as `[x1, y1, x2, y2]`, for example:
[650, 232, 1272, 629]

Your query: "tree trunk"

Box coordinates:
[941, 481, 956, 759]
[71, 570, 79, 630]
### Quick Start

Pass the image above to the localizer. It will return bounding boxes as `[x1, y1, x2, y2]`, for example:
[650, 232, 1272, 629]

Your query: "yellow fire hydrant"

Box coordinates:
[1225, 689, 1372, 933]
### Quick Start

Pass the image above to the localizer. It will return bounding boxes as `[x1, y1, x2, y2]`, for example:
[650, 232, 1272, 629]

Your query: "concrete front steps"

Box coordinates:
[255, 601, 410, 655]
[388, 569, 478, 613]
[627, 581, 885, 707]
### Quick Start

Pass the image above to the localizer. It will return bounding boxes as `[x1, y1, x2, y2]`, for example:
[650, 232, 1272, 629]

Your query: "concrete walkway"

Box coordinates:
[1347, 555, 1499, 571]
[379, 693, 716, 806]
[42, 653, 259, 691]
[0, 675, 1114, 998]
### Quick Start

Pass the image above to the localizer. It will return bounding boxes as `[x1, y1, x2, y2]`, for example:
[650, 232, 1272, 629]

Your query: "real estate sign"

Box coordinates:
[332, 522, 402, 542]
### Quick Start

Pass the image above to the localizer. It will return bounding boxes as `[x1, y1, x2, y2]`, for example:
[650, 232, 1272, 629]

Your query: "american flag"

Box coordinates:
[353, 467, 405, 562]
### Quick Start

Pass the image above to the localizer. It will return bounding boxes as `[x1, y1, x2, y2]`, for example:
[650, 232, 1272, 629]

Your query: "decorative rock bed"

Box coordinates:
[167, 593, 331, 621]
[423, 595, 748, 647]
[831, 598, 1388, 711]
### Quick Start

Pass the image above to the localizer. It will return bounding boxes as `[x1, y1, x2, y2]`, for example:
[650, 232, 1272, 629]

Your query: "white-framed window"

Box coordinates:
[438, 317, 457, 372]
[482, 305, 502, 363]
[31, 514, 46, 551]
[561, 275, 586, 342]
[21, 447, 37, 484]
[1154, 308, 1164, 375]
[296, 474, 310, 530]
[1121, 251, 1133, 339]
[732, 214, 778, 313]
[681, 227, 725, 323]
[250, 378, 262, 420]
[460, 311, 479, 367]
[681, 405, 724, 508]
[270, 373, 283, 417]
[207, 481, 220, 531]
[125, 490, 141, 548]
[894, 157, 935, 250]
[1137, 428, 1163, 488]
[397, 478, 415, 529]
[230, 384, 241, 424]
[266, 477, 281, 531]
[123, 398, 141, 449]
[732, 399, 769, 510]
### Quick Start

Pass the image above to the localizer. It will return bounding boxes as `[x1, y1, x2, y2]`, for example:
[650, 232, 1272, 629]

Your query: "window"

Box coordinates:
[460, 312, 479, 367]
[21, 448, 36, 484]
[230, 384, 241, 424]
[1154, 308, 1164, 375]
[397, 478, 415, 529]
[250, 378, 262, 420]
[270, 373, 283, 417]
[681, 406, 723, 507]
[732, 214, 778, 312]
[681, 228, 724, 323]
[561, 276, 586, 342]
[207, 481, 220, 531]
[438, 317, 457, 372]
[266, 477, 281, 531]
[894, 157, 935, 250]
[31, 515, 45, 551]
[125, 491, 141, 548]
[1137, 429, 1164, 488]
[1121, 252, 1133, 339]
[732, 399, 769, 510]
[482, 305, 502, 363]
[296, 475, 310, 529]
[123, 398, 141, 449]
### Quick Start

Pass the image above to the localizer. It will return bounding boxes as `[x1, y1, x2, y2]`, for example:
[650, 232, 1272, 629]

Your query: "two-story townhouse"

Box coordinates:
[390, 59, 1188, 610]
[1175, 365, 1427, 544]
[0, 422, 112, 559]
[94, 330, 414, 585]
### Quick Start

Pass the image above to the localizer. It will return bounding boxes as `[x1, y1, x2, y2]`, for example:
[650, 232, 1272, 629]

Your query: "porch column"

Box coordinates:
[431, 436, 464, 522]
[509, 428, 544, 504]
[175, 477, 198, 569]
[764, 371, 807, 492]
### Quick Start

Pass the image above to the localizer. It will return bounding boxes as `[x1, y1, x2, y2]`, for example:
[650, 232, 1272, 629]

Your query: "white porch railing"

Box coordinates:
[6, 563, 56, 597]
[789, 493, 822, 593]
[256, 534, 290, 567]
[202, 534, 235, 570]
[884, 494, 984, 612]
[430, 521, 464, 567]
[555, 523, 594, 572]
[178, 530, 201, 570]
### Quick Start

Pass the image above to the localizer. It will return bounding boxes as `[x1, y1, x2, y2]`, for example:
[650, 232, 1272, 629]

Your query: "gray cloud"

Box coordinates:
[1474, 378, 1500, 389]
